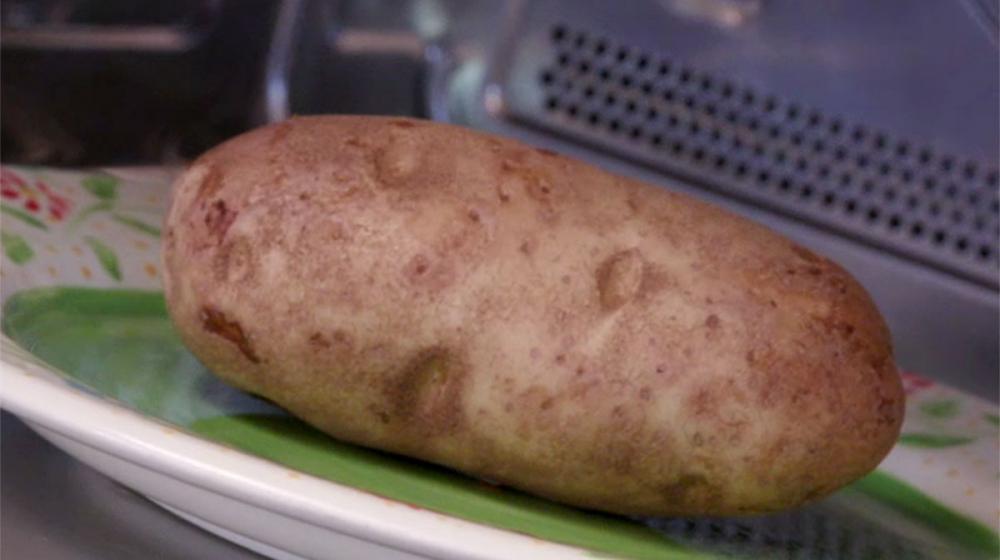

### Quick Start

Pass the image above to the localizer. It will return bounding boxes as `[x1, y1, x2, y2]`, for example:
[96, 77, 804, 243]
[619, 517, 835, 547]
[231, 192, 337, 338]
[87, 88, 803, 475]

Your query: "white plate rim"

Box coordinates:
[0, 339, 600, 560]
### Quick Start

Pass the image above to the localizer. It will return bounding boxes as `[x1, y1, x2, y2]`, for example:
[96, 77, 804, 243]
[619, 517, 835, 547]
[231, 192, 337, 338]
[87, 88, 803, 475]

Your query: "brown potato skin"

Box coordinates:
[162, 115, 904, 516]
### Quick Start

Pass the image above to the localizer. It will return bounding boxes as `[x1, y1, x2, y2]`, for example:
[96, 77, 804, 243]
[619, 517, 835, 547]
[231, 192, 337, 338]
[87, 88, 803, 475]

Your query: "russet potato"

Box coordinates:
[162, 115, 904, 516]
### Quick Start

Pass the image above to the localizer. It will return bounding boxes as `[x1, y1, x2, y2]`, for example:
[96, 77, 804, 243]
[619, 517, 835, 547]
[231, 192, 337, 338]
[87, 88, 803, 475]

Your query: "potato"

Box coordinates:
[162, 115, 904, 516]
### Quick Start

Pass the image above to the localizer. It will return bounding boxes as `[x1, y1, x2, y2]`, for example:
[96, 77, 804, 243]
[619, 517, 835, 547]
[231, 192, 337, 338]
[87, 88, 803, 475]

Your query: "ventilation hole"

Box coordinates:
[731, 136, 743, 150]
[574, 32, 587, 48]
[763, 97, 777, 112]
[918, 148, 932, 164]
[774, 150, 787, 164]
[721, 82, 734, 98]
[742, 90, 755, 106]
[683, 95, 696, 108]
[851, 126, 866, 143]
[778, 177, 792, 192]
[822, 192, 836, 206]
[752, 143, 765, 157]
[861, 180, 874, 193]
[900, 169, 913, 183]
[973, 216, 985, 231]
[604, 93, 616, 106]
[812, 139, 826, 153]
[587, 112, 600, 125]
[951, 209, 964, 224]
[829, 119, 843, 134]
[625, 100, 637, 113]
[800, 184, 814, 199]
[883, 188, 896, 201]
[658, 61, 670, 76]
[583, 86, 595, 99]
[945, 183, 958, 199]
[756, 170, 770, 184]
[616, 47, 628, 62]
[646, 107, 659, 120]
[888, 215, 901, 229]
[839, 173, 852, 186]
[940, 156, 954, 173]
[734, 162, 748, 177]
[629, 127, 642, 140]
[968, 191, 980, 205]
[986, 170, 998, 186]
[911, 222, 924, 237]
[713, 155, 727, 169]
[817, 165, 830, 179]
[667, 114, 680, 128]
[874, 134, 887, 150]
[725, 110, 738, 124]
[671, 141, 684, 155]
[923, 177, 937, 191]
[598, 68, 610, 81]
[557, 53, 570, 67]
[541, 71, 555, 85]
[962, 162, 977, 179]
[641, 81, 653, 94]
[747, 118, 759, 131]
[609, 119, 621, 133]
[577, 61, 591, 74]
[878, 162, 891, 176]
[705, 103, 718, 116]
[594, 40, 607, 55]
[790, 133, 804, 146]
[545, 97, 558, 110]
[856, 154, 869, 168]
[679, 68, 692, 83]
[846, 199, 861, 215]
[709, 128, 722, 142]
[866, 207, 880, 222]
[700, 77, 713, 91]
[651, 134, 663, 146]
[895, 142, 910, 158]
[620, 75, 633, 88]
[786, 104, 800, 120]
[833, 147, 847, 161]
[932, 229, 947, 245]
[637, 55, 649, 70]
[567, 104, 579, 117]
[979, 245, 993, 260]
[692, 147, 705, 162]
[551, 25, 567, 42]
[906, 195, 919, 209]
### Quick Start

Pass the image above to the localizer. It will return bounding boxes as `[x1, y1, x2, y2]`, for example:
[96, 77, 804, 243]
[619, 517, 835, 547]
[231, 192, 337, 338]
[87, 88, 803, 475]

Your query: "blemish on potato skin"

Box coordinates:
[204, 199, 237, 240]
[200, 306, 260, 363]
[535, 147, 559, 157]
[383, 347, 466, 434]
[705, 314, 721, 329]
[596, 248, 646, 311]
[309, 332, 330, 348]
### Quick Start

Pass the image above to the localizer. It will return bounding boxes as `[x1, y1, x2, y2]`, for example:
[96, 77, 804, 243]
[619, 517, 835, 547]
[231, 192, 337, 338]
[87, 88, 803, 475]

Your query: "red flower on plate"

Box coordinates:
[1, 167, 72, 221]
[899, 371, 935, 396]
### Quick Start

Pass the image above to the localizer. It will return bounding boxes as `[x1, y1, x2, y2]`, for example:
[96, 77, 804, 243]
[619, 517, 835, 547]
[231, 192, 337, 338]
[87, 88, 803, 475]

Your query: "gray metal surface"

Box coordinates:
[0, 411, 262, 560]
[494, 0, 1000, 289]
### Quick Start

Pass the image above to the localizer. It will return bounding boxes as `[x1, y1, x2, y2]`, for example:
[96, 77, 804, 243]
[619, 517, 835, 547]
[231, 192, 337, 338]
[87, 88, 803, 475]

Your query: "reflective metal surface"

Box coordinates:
[0, 412, 262, 560]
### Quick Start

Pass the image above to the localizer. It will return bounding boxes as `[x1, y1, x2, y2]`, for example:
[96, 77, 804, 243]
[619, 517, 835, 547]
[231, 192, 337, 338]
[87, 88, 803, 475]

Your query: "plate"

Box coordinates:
[1, 165, 998, 560]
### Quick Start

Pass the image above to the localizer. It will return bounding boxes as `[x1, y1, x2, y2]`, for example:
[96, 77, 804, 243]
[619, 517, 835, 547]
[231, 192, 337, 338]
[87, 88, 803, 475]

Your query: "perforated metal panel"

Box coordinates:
[497, 20, 1000, 288]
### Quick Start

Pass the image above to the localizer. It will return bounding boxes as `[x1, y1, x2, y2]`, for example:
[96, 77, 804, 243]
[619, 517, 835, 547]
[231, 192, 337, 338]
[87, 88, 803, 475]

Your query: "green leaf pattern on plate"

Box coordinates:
[111, 213, 161, 237]
[897, 433, 976, 448]
[81, 174, 120, 201]
[920, 399, 961, 419]
[2, 204, 49, 230]
[1, 231, 34, 264]
[84, 236, 122, 281]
